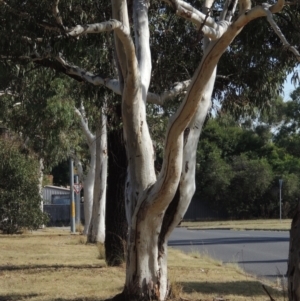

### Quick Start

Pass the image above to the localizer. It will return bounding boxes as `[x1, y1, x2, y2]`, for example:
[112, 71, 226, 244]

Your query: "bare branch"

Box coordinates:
[1, 52, 50, 62]
[65, 19, 138, 86]
[112, 0, 130, 90]
[66, 20, 128, 37]
[163, 0, 230, 40]
[0, 89, 18, 97]
[163, 0, 218, 29]
[233, 1, 285, 29]
[52, 0, 65, 29]
[263, 7, 300, 62]
[54, 54, 187, 104]
[74, 106, 95, 145]
[269, 0, 285, 13]
[133, 0, 152, 99]
[21, 36, 43, 43]
[202, 20, 230, 40]
[56, 54, 122, 93]
[147, 80, 191, 105]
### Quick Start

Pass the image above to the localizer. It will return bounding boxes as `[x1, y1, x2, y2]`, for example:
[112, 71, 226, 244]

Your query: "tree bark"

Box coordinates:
[38, 158, 45, 228]
[82, 151, 96, 234]
[74, 107, 96, 235]
[105, 117, 128, 266]
[87, 109, 108, 244]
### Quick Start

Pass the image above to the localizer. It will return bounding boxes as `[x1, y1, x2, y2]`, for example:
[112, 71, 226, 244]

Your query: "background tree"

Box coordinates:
[0, 139, 48, 234]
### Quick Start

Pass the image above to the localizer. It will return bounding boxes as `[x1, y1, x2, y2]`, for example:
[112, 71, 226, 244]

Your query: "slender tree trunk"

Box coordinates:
[38, 158, 45, 228]
[87, 108, 108, 243]
[288, 203, 300, 301]
[82, 146, 96, 234]
[74, 106, 96, 235]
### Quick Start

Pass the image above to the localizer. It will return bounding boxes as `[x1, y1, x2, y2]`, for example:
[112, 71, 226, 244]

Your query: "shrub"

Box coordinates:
[0, 140, 48, 234]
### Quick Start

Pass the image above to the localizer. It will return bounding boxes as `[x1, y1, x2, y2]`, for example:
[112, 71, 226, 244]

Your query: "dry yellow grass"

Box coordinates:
[0, 228, 284, 301]
[181, 219, 292, 231]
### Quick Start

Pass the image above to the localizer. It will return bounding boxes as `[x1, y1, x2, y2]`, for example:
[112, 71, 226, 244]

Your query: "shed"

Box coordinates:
[43, 185, 70, 204]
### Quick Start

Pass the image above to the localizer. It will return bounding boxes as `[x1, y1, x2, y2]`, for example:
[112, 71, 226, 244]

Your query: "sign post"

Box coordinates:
[279, 179, 283, 221]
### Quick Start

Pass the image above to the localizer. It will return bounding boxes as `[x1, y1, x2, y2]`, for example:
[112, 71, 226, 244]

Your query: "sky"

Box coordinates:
[282, 72, 297, 101]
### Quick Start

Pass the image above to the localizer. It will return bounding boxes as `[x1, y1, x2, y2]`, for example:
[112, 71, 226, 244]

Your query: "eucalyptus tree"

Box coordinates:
[0, 0, 298, 299]
[39, 1, 288, 300]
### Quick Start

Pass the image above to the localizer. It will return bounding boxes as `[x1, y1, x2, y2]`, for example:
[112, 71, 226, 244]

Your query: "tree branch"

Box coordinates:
[52, 0, 65, 30]
[233, 0, 285, 29]
[147, 80, 191, 105]
[0, 89, 18, 97]
[112, 0, 130, 91]
[163, 0, 230, 40]
[163, 0, 218, 29]
[133, 0, 152, 100]
[263, 7, 300, 62]
[39, 54, 186, 105]
[66, 19, 129, 37]
[202, 20, 230, 40]
[147, 0, 286, 214]
[65, 19, 138, 96]
[55, 54, 121, 93]
[74, 105, 95, 146]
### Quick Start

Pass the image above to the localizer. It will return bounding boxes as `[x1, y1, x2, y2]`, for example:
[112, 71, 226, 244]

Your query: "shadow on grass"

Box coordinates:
[0, 293, 39, 301]
[0, 296, 107, 301]
[181, 280, 283, 298]
[0, 264, 104, 272]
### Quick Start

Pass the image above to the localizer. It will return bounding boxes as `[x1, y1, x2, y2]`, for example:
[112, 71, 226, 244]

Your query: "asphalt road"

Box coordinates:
[169, 227, 290, 282]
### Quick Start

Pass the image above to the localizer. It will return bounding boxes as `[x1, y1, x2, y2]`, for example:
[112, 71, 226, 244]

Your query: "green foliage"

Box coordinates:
[227, 156, 273, 218]
[196, 107, 300, 219]
[0, 140, 48, 234]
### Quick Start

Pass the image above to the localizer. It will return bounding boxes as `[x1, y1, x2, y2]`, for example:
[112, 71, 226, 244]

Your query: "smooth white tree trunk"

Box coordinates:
[117, 1, 285, 300]
[87, 108, 107, 243]
[82, 155, 95, 234]
[74, 106, 96, 234]
[38, 158, 45, 228]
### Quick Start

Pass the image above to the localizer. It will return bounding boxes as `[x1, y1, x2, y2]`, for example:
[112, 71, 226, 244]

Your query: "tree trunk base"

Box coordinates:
[105, 290, 163, 301]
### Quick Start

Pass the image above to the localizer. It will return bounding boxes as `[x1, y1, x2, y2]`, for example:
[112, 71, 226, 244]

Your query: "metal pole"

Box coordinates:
[279, 179, 283, 221]
[70, 157, 75, 233]
[74, 174, 81, 226]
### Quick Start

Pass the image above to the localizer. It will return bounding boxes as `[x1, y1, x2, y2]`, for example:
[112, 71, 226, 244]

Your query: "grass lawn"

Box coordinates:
[181, 219, 292, 231]
[0, 227, 286, 301]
